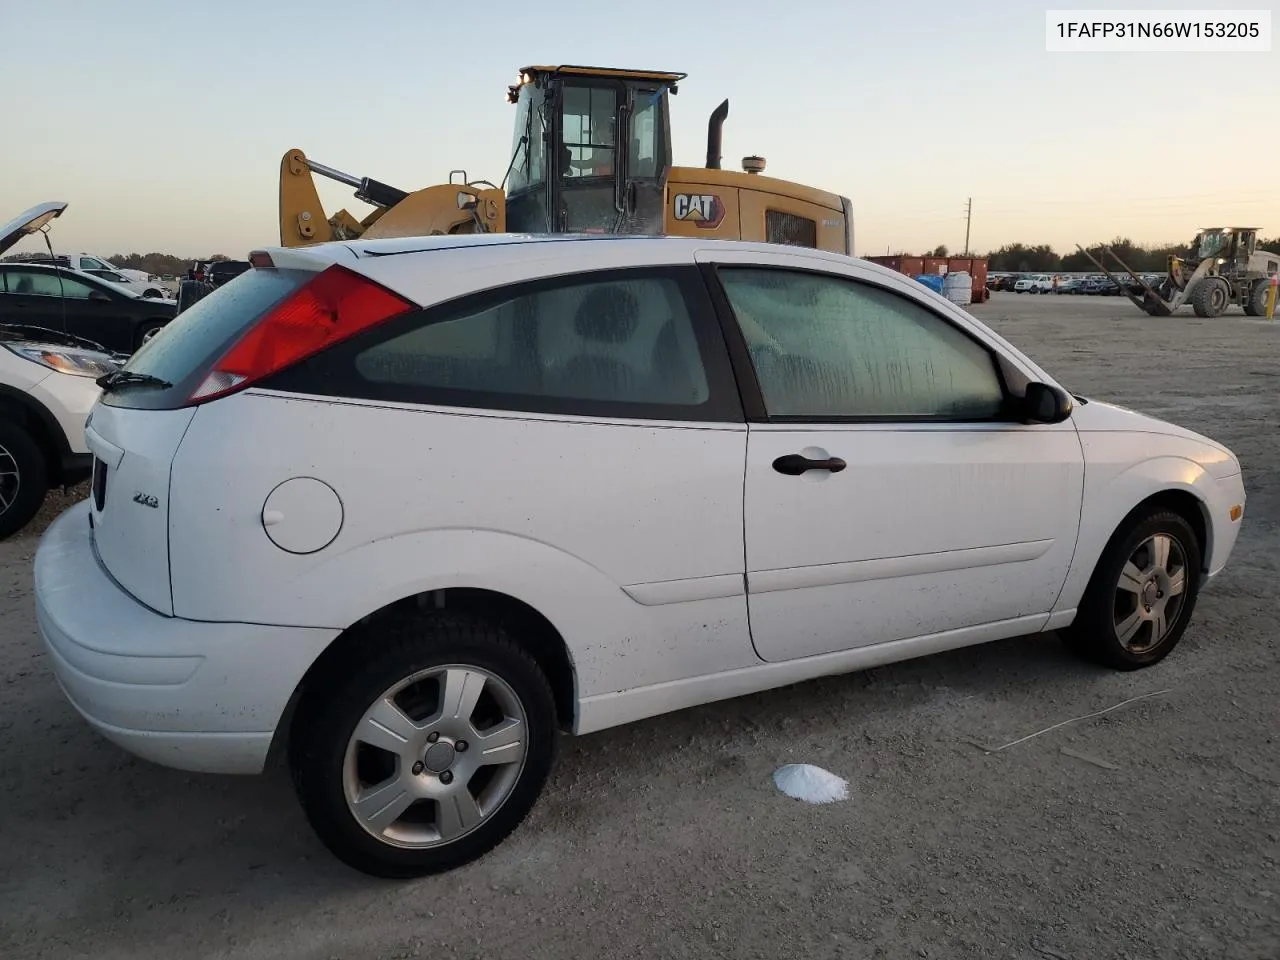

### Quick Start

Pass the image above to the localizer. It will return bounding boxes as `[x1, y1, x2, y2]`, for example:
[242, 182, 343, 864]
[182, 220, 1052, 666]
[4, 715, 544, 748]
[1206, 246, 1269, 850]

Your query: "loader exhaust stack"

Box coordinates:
[706, 99, 729, 170]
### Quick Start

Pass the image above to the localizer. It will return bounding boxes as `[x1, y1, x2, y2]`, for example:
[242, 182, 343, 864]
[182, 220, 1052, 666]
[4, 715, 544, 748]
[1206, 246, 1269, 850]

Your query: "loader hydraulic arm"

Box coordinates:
[279, 147, 507, 248]
[301, 157, 410, 210]
[280, 148, 409, 245]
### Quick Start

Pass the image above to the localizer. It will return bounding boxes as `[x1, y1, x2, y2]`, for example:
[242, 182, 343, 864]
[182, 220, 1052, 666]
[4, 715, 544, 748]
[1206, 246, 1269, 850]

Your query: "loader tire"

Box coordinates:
[1244, 280, 1270, 318]
[1191, 277, 1230, 318]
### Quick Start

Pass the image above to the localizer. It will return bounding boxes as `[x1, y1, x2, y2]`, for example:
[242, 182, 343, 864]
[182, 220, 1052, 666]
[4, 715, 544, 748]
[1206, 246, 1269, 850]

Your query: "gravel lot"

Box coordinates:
[1, 291, 1277, 960]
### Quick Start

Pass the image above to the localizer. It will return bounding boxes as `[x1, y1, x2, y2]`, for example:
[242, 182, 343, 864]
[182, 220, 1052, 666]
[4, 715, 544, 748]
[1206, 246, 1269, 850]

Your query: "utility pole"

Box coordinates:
[963, 197, 972, 256]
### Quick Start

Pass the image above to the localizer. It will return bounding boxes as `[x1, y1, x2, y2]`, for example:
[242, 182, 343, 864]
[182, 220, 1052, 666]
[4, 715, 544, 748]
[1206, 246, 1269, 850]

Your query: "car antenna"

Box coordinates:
[39, 225, 69, 336]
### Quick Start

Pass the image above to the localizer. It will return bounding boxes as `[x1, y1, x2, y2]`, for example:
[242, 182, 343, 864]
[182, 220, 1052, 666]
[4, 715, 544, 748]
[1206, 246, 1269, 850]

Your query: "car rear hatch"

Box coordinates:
[85, 244, 415, 617]
[85, 404, 196, 615]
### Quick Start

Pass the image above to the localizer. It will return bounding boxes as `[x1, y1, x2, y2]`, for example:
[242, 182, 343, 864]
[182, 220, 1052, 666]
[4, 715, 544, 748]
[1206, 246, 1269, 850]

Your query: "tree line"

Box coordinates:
[0, 252, 230, 274]
[104, 252, 231, 275]
[914, 236, 1280, 273]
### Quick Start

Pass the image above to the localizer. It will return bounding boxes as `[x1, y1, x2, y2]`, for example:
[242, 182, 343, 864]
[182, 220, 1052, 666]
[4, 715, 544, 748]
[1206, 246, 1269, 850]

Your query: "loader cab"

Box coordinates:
[504, 65, 683, 236]
[1195, 227, 1259, 271]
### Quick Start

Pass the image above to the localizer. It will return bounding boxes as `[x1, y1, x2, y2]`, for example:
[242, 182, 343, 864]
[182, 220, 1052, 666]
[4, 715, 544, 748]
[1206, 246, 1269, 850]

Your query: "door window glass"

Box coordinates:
[720, 268, 1007, 420]
[2, 269, 98, 299]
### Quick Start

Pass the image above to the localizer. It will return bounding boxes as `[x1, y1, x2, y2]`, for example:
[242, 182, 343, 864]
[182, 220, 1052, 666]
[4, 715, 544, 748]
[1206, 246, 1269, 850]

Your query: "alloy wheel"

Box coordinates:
[342, 663, 529, 849]
[0, 443, 19, 517]
[1112, 533, 1188, 654]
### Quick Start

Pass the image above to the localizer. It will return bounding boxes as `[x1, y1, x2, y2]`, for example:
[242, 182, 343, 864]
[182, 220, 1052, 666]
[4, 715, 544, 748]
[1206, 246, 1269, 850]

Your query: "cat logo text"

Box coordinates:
[672, 194, 725, 229]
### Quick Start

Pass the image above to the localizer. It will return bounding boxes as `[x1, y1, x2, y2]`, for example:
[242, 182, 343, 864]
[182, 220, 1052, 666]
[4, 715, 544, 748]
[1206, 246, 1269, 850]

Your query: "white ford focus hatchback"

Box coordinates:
[34, 233, 1245, 877]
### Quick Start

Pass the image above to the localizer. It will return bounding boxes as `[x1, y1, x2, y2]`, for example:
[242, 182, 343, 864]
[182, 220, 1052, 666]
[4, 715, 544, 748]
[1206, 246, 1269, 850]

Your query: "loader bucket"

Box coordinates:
[1075, 244, 1179, 315]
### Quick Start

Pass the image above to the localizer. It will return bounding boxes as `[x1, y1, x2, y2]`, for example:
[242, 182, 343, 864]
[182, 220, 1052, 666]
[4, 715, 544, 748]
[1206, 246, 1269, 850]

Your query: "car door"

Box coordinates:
[0, 267, 133, 352]
[0, 266, 76, 329]
[696, 249, 1085, 663]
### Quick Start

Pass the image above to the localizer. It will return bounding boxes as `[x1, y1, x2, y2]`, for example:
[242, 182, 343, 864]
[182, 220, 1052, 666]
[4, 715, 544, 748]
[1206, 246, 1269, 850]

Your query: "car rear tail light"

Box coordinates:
[189, 265, 414, 403]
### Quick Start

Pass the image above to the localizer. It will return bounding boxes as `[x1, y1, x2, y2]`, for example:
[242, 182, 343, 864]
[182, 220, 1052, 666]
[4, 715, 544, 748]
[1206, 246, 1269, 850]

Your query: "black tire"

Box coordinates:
[289, 611, 558, 879]
[0, 420, 49, 541]
[1061, 508, 1202, 670]
[1191, 277, 1230, 318]
[1244, 280, 1271, 318]
[135, 321, 167, 350]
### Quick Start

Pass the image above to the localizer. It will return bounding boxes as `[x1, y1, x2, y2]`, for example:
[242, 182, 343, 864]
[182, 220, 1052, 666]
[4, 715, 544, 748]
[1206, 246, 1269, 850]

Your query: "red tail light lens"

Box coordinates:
[190, 265, 414, 402]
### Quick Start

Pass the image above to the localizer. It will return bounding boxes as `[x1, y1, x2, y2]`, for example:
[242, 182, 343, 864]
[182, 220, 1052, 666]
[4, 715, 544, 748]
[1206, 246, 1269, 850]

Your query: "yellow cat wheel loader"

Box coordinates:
[279, 64, 853, 255]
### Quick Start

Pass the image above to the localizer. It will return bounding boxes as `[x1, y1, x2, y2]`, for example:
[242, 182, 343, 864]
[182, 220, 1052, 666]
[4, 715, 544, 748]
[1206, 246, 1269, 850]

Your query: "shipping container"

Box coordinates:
[865, 253, 989, 303]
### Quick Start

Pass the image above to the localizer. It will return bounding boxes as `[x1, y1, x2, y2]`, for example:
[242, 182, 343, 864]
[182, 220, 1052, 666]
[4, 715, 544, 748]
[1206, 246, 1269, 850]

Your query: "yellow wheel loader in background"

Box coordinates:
[279, 64, 853, 255]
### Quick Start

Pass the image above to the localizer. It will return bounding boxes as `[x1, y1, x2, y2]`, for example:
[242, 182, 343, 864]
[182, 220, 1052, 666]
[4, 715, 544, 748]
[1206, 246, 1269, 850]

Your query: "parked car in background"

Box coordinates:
[0, 203, 124, 539]
[1015, 274, 1055, 293]
[177, 259, 252, 314]
[33, 232, 1245, 879]
[10, 252, 168, 299]
[0, 261, 178, 353]
[1052, 278, 1085, 295]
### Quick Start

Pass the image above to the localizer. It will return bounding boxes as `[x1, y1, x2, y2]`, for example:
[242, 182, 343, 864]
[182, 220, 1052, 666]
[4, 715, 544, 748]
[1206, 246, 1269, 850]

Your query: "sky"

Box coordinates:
[3, 0, 1277, 260]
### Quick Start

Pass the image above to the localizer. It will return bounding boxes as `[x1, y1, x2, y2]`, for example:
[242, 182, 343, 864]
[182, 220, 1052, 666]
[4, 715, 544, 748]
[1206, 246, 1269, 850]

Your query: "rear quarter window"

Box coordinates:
[259, 266, 743, 423]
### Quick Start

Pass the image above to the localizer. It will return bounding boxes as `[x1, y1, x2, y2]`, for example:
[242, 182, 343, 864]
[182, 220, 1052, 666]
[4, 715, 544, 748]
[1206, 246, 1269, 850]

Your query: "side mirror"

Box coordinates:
[1021, 382, 1073, 424]
[88, 290, 112, 302]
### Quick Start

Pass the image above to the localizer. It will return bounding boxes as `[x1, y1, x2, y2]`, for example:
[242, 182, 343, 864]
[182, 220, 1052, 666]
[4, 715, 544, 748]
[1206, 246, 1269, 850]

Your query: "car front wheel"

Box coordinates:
[1062, 508, 1202, 670]
[0, 420, 49, 541]
[289, 611, 558, 878]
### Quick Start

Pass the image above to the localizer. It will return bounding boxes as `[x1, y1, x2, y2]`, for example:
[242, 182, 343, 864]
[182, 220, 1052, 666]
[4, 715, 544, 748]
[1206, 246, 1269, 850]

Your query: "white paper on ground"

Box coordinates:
[772, 763, 849, 804]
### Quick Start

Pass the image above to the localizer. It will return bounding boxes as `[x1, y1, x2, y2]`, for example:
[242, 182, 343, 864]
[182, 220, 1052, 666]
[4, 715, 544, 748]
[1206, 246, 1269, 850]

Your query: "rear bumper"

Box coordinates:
[34, 501, 339, 774]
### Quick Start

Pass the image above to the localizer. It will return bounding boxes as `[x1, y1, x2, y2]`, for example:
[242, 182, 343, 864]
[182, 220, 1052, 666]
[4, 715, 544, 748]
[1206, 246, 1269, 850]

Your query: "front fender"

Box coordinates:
[1053, 449, 1220, 614]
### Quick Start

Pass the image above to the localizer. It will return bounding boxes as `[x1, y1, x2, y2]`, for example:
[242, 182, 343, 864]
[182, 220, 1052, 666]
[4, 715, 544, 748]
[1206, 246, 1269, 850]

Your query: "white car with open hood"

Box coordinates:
[32, 232, 1245, 878]
[0, 201, 123, 539]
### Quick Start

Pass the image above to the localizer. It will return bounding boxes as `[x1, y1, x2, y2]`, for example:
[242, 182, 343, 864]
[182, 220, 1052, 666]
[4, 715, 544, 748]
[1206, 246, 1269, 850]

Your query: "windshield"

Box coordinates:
[506, 83, 545, 194]
[1197, 231, 1229, 259]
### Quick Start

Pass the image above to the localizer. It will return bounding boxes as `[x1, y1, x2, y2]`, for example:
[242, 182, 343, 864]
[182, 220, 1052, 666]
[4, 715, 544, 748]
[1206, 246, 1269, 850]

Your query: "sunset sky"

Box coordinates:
[4, 0, 1277, 260]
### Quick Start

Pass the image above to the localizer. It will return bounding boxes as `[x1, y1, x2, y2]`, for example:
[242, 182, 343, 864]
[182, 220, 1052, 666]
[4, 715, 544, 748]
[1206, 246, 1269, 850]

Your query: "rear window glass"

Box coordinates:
[105, 268, 308, 409]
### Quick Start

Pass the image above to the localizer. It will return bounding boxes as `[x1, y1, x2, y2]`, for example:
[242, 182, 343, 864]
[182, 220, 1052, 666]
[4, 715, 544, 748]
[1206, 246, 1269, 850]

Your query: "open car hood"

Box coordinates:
[0, 201, 68, 257]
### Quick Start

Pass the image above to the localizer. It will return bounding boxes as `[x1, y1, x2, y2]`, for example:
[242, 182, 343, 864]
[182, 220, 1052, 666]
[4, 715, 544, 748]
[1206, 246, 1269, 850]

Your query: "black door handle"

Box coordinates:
[772, 453, 847, 476]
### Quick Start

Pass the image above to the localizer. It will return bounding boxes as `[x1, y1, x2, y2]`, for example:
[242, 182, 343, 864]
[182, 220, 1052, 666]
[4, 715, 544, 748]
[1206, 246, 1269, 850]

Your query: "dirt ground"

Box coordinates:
[1, 292, 1277, 960]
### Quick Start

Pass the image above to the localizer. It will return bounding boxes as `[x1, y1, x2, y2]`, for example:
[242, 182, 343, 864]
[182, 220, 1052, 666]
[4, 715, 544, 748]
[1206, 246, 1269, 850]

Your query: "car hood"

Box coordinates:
[1072, 397, 1240, 477]
[0, 201, 68, 257]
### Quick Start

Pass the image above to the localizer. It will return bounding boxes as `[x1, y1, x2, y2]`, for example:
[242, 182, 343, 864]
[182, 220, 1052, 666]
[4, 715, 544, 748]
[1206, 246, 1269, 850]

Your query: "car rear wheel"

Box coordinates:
[0, 420, 49, 541]
[1061, 508, 1202, 670]
[289, 611, 558, 878]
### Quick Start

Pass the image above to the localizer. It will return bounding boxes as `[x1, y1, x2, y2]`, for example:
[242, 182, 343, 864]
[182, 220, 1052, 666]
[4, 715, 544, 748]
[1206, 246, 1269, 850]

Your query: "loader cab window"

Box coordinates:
[561, 83, 617, 180]
[507, 82, 546, 195]
[628, 88, 663, 179]
[1197, 231, 1229, 260]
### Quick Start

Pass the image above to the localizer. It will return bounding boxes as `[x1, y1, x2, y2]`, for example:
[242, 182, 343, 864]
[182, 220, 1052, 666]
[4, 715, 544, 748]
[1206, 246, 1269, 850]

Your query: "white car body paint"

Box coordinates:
[31, 234, 1246, 774]
[0, 346, 101, 457]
